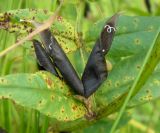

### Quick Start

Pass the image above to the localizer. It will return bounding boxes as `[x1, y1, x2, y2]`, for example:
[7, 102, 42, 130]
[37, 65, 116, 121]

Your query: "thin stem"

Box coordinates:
[51, 0, 57, 11]
[3, 100, 11, 133]
[20, 108, 26, 133]
[26, 110, 32, 133]
[110, 0, 115, 13]
[76, 2, 85, 70]
[33, 111, 40, 133]
[0, 32, 8, 74]
[95, 3, 104, 18]
[17, 0, 23, 9]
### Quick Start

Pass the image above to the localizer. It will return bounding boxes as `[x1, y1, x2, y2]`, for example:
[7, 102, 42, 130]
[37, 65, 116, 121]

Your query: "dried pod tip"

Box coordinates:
[104, 13, 120, 28]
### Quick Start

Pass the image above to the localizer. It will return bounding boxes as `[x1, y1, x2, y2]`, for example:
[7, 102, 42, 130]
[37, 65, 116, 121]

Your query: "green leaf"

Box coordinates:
[0, 71, 86, 121]
[84, 16, 160, 117]
[109, 28, 160, 133]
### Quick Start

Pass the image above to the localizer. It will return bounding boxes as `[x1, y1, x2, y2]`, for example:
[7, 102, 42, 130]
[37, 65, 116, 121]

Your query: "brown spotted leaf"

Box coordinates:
[0, 71, 86, 121]
[0, 9, 78, 53]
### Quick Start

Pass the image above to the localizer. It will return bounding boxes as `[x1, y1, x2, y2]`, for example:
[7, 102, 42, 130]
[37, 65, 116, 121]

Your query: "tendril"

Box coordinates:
[104, 25, 116, 33]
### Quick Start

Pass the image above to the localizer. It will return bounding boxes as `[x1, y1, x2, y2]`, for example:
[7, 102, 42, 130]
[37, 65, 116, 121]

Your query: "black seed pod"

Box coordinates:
[32, 39, 59, 76]
[33, 14, 118, 98]
[39, 29, 85, 96]
[82, 14, 119, 97]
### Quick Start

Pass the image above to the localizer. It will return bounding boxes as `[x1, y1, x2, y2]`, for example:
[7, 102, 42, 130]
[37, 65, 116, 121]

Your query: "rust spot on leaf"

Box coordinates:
[133, 18, 139, 23]
[39, 100, 42, 105]
[72, 105, 77, 111]
[66, 91, 72, 96]
[0, 78, 4, 82]
[32, 16, 35, 20]
[146, 89, 150, 93]
[51, 95, 54, 101]
[65, 117, 68, 121]
[115, 81, 120, 87]
[148, 25, 154, 31]
[58, 116, 62, 120]
[47, 112, 51, 117]
[76, 114, 80, 118]
[28, 77, 32, 81]
[61, 108, 65, 113]
[136, 65, 141, 69]
[148, 95, 152, 100]
[154, 79, 160, 86]
[134, 38, 141, 45]
[59, 80, 65, 89]
[140, 97, 143, 101]
[57, 16, 63, 22]
[45, 77, 52, 87]
[79, 107, 83, 111]
[43, 9, 48, 14]
[107, 80, 112, 86]
[3, 12, 11, 22]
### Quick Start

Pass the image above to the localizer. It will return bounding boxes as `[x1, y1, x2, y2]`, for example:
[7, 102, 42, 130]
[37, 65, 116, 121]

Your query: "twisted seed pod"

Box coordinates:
[82, 14, 119, 97]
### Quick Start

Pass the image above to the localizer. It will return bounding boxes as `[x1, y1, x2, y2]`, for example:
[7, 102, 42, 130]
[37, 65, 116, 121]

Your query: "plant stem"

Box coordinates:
[41, 116, 49, 133]
[17, 0, 23, 9]
[33, 111, 40, 133]
[51, 0, 57, 11]
[76, 1, 85, 70]
[3, 100, 11, 133]
[26, 110, 32, 133]
[19, 108, 26, 133]
[110, 0, 115, 13]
